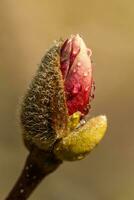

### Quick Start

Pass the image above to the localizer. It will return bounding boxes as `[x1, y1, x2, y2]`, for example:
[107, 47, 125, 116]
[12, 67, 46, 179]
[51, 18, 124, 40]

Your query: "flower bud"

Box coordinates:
[54, 115, 107, 161]
[60, 34, 93, 116]
[20, 35, 107, 160]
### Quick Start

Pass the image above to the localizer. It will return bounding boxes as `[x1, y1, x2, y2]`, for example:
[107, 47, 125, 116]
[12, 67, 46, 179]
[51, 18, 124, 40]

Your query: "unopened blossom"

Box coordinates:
[60, 34, 93, 116]
[21, 34, 107, 161]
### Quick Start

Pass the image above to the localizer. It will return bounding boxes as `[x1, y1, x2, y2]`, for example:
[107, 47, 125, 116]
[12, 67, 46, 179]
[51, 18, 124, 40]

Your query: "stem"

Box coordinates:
[5, 148, 62, 200]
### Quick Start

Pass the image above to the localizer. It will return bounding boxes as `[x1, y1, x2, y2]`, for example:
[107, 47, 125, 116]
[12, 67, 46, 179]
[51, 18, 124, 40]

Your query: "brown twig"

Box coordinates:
[5, 148, 62, 200]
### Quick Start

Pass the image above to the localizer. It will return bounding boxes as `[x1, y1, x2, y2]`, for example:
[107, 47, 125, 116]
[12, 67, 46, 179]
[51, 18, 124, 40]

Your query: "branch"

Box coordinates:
[5, 148, 62, 200]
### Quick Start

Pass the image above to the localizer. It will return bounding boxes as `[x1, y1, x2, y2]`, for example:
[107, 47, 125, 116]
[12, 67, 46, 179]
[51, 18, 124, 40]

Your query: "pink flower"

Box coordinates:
[60, 34, 94, 116]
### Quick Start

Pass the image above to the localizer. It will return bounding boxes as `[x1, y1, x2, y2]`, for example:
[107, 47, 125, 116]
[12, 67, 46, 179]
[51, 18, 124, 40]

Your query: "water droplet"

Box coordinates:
[77, 62, 81, 67]
[73, 50, 77, 55]
[77, 155, 84, 160]
[20, 189, 24, 194]
[72, 84, 81, 94]
[80, 119, 86, 126]
[84, 72, 88, 77]
[85, 87, 89, 91]
[73, 68, 76, 73]
[72, 87, 78, 94]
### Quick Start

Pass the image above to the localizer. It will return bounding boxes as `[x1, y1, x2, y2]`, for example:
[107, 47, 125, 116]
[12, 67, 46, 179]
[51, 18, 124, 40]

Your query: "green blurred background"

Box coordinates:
[0, 0, 134, 199]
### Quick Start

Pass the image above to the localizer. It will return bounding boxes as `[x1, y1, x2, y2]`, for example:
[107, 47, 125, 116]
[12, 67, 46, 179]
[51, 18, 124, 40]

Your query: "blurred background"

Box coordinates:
[0, 0, 134, 199]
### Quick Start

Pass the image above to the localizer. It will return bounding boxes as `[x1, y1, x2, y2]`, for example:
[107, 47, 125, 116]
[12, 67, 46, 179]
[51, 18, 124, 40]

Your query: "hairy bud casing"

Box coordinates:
[21, 43, 68, 151]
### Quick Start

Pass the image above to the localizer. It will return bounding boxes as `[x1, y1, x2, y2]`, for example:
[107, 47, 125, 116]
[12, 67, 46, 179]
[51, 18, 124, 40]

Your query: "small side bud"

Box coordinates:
[54, 115, 107, 161]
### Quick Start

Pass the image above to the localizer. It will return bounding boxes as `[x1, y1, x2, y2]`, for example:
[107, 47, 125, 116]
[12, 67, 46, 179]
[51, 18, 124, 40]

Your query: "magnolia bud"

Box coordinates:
[60, 34, 93, 116]
[20, 35, 107, 161]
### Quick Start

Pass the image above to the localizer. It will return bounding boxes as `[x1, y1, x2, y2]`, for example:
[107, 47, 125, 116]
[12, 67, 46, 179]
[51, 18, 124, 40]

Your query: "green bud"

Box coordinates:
[54, 115, 107, 161]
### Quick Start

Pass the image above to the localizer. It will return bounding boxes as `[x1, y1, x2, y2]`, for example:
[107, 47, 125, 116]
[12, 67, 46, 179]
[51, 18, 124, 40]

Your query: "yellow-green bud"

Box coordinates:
[54, 115, 107, 161]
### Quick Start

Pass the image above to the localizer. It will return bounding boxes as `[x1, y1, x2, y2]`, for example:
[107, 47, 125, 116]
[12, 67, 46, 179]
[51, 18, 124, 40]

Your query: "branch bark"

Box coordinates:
[5, 148, 62, 200]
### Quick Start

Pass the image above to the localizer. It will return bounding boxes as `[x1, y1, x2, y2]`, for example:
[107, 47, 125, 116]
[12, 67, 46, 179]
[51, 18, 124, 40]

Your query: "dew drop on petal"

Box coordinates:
[85, 86, 89, 91]
[73, 69, 76, 73]
[84, 72, 88, 77]
[72, 86, 79, 94]
[73, 51, 77, 55]
[77, 62, 81, 67]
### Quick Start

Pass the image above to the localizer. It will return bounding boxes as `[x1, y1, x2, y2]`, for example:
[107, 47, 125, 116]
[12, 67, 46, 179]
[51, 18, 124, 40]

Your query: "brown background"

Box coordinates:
[0, 0, 134, 199]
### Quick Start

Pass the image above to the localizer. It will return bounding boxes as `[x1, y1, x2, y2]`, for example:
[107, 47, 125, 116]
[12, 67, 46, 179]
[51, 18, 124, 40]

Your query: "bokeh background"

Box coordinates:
[0, 0, 134, 199]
